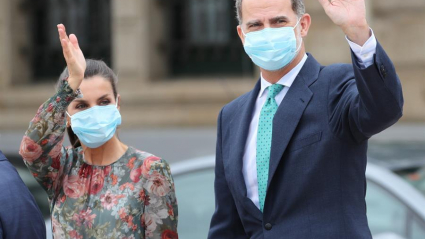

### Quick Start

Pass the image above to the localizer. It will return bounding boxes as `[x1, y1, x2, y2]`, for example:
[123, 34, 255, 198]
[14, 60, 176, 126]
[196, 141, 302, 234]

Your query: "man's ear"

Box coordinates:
[237, 25, 245, 45]
[300, 14, 311, 38]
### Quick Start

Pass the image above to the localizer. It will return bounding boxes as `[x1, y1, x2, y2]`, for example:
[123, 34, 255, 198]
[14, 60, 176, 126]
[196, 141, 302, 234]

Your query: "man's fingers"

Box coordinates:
[69, 34, 80, 50]
[317, 0, 330, 7]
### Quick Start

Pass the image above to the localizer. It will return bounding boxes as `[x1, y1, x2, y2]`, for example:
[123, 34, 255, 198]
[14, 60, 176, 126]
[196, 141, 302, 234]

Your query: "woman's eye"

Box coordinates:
[76, 104, 87, 109]
[100, 100, 110, 105]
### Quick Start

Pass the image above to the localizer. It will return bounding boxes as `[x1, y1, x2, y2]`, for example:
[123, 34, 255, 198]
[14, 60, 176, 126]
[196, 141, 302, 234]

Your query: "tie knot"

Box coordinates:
[267, 84, 284, 99]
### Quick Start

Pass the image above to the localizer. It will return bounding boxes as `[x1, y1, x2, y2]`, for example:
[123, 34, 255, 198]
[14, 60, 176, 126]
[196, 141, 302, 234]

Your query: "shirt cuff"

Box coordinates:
[346, 28, 377, 69]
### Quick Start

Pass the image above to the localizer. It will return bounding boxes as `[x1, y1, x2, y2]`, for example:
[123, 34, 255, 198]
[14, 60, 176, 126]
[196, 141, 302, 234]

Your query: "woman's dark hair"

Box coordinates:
[56, 59, 119, 148]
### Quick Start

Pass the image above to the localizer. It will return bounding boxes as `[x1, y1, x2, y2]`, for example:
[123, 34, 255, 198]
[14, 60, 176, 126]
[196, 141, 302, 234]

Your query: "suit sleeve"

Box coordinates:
[0, 161, 46, 239]
[327, 41, 404, 143]
[208, 108, 247, 239]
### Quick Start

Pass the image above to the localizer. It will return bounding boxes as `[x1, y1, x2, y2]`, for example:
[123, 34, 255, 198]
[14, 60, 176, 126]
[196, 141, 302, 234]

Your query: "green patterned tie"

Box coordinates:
[257, 84, 284, 212]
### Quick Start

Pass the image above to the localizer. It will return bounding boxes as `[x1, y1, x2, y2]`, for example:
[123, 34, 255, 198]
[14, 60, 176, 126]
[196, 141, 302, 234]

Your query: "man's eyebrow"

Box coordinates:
[246, 20, 262, 26]
[269, 16, 290, 23]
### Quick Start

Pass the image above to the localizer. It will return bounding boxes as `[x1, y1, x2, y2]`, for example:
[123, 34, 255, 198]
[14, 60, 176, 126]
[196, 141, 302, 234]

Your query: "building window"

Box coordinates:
[166, 0, 253, 77]
[28, 0, 111, 82]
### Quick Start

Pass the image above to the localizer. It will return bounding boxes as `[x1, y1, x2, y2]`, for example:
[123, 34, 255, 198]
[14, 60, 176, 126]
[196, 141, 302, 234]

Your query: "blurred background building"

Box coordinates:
[0, 0, 424, 129]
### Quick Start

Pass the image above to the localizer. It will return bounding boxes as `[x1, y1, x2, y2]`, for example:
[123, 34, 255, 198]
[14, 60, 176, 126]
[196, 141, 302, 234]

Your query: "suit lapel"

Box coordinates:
[225, 80, 261, 200]
[267, 55, 321, 189]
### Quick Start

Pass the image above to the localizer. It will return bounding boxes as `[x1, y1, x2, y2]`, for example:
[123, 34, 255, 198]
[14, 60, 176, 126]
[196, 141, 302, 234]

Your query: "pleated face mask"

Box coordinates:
[67, 99, 122, 148]
[242, 19, 302, 71]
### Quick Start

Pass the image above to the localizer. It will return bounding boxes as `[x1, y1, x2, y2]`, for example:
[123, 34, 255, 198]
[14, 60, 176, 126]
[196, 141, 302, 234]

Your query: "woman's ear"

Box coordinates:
[117, 94, 121, 111]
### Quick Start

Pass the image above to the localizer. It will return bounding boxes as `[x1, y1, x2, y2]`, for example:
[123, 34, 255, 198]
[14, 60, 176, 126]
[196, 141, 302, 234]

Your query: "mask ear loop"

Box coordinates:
[293, 17, 303, 53]
[293, 18, 301, 29]
[241, 27, 247, 37]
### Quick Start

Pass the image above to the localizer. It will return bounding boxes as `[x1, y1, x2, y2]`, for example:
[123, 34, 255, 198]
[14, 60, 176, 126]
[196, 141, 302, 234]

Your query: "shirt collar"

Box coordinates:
[259, 54, 308, 98]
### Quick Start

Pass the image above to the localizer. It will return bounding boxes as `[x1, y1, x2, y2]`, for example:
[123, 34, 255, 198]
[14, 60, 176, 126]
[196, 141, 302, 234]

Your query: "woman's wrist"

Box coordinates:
[67, 76, 83, 92]
[54, 79, 82, 110]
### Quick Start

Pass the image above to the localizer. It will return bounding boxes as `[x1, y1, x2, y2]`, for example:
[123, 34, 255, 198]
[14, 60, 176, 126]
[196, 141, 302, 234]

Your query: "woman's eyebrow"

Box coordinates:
[73, 99, 88, 104]
[97, 94, 111, 101]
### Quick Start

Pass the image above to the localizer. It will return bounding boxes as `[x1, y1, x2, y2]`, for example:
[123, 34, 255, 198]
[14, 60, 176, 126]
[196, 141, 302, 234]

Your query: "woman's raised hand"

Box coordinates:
[58, 24, 86, 91]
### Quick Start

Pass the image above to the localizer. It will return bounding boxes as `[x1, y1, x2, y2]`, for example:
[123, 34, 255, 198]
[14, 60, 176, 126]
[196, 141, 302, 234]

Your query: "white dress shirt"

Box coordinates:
[242, 30, 378, 209]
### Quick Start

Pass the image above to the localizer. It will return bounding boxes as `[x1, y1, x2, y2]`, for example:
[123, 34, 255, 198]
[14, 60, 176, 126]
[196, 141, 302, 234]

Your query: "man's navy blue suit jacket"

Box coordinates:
[208, 42, 404, 239]
[0, 151, 46, 239]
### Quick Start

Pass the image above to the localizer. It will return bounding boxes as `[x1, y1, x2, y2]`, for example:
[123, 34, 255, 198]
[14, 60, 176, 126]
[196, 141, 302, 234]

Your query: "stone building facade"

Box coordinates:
[0, 0, 424, 130]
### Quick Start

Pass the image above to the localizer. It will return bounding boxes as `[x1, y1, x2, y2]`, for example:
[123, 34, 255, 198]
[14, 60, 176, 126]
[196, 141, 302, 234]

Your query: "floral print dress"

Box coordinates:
[19, 81, 178, 239]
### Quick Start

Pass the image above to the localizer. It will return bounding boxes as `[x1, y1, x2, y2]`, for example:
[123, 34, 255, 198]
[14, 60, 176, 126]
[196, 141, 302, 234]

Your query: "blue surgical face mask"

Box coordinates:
[242, 19, 302, 71]
[66, 99, 122, 148]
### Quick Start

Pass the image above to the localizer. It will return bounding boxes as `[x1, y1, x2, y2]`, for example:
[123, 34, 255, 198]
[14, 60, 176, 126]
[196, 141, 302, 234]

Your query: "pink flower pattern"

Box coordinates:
[19, 136, 43, 163]
[100, 190, 124, 210]
[63, 174, 86, 199]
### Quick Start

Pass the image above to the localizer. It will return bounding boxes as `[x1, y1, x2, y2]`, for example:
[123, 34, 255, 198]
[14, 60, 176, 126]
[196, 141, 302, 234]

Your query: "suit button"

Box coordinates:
[380, 65, 387, 78]
[264, 223, 272, 230]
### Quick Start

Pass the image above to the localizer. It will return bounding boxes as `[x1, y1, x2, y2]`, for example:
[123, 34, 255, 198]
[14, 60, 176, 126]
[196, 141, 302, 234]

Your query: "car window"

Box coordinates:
[174, 169, 215, 239]
[411, 215, 425, 239]
[366, 180, 408, 238]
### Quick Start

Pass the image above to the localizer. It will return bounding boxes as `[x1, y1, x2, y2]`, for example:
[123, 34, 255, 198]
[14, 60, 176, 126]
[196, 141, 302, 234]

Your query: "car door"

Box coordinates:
[366, 180, 425, 239]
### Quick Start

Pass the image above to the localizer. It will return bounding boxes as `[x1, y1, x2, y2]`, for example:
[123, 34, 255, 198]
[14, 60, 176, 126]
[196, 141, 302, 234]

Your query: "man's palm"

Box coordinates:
[318, 0, 367, 28]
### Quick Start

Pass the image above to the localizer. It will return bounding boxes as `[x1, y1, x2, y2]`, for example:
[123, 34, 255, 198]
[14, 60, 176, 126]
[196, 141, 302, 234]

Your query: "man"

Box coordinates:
[0, 150, 46, 239]
[208, 0, 403, 238]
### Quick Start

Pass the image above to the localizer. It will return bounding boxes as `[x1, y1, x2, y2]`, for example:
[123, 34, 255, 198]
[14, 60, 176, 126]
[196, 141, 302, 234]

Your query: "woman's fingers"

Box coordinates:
[58, 28, 66, 43]
[57, 23, 85, 81]
[69, 34, 80, 50]
[57, 24, 70, 42]
[61, 39, 72, 62]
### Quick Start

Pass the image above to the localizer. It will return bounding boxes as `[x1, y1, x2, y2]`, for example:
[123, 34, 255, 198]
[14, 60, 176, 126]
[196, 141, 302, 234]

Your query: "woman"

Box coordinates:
[19, 24, 178, 239]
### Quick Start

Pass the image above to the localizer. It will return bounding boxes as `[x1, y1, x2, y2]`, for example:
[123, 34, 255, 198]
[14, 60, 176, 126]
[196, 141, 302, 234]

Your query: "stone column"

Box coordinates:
[10, 0, 31, 85]
[111, 0, 168, 87]
[0, 0, 11, 92]
[112, 0, 150, 85]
